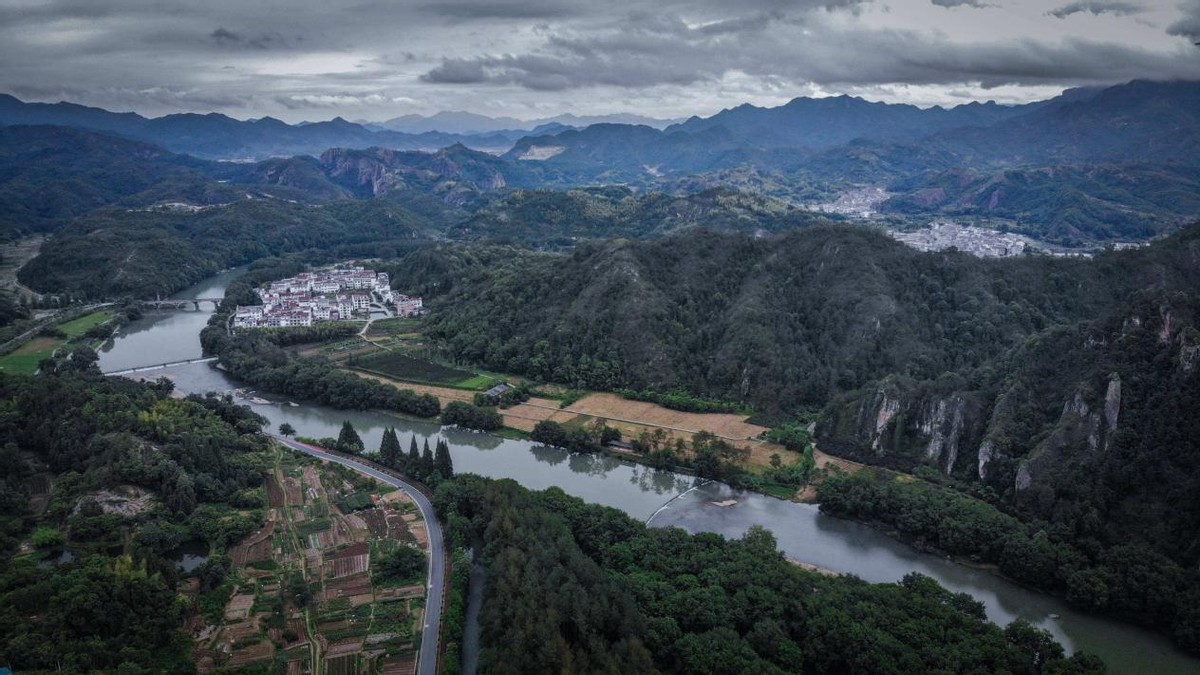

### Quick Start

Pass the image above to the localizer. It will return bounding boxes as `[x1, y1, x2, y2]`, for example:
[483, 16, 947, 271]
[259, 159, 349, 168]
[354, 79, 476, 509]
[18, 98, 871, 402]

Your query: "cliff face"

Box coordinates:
[820, 376, 987, 475]
[819, 290, 1199, 511]
[318, 146, 511, 203]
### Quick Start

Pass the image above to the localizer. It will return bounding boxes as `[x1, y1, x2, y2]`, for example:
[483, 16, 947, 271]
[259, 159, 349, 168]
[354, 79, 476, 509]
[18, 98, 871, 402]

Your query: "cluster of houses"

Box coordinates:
[232, 267, 423, 329]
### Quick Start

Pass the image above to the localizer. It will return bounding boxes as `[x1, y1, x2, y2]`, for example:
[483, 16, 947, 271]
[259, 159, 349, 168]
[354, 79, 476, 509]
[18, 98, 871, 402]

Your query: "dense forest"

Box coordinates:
[435, 475, 1104, 674]
[392, 223, 1149, 412]
[0, 348, 271, 673]
[394, 221, 1200, 650]
[818, 471, 1200, 651]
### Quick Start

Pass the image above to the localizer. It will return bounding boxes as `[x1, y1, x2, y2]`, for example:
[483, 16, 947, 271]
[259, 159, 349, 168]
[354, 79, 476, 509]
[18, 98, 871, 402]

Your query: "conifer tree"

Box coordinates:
[408, 435, 421, 472]
[434, 438, 454, 479]
[379, 427, 401, 467]
[420, 438, 435, 479]
[337, 420, 364, 454]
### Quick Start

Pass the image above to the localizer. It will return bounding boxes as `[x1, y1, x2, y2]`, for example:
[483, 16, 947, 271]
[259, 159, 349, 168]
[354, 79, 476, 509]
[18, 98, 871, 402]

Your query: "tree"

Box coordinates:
[336, 420, 364, 454]
[435, 438, 454, 479]
[380, 427, 402, 467]
[377, 545, 425, 582]
[278, 422, 296, 437]
[420, 438, 435, 479]
[408, 435, 420, 472]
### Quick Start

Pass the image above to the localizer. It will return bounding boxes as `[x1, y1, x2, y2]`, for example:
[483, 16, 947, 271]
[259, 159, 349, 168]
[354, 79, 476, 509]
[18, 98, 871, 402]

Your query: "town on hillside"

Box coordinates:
[233, 267, 422, 328]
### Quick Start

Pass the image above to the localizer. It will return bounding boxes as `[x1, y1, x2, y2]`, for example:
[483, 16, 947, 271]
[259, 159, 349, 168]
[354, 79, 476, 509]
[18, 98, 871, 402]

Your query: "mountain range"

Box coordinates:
[362, 110, 683, 135]
[1, 79, 1198, 247]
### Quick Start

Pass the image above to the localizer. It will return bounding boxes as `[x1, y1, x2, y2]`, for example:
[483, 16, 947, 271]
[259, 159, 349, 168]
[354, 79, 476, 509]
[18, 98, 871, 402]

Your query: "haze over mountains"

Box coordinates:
[363, 110, 683, 135]
[1, 79, 1198, 249]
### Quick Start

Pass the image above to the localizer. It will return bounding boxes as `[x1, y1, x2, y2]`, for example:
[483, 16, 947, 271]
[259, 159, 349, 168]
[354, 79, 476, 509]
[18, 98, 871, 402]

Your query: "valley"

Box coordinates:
[1, 59, 1199, 674]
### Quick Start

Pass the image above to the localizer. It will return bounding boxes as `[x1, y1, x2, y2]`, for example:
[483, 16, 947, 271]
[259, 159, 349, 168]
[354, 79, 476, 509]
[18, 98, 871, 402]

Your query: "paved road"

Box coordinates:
[272, 434, 445, 675]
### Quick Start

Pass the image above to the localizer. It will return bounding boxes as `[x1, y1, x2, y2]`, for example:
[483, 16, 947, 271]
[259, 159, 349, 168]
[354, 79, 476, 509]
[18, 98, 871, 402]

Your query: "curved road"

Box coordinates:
[272, 434, 445, 675]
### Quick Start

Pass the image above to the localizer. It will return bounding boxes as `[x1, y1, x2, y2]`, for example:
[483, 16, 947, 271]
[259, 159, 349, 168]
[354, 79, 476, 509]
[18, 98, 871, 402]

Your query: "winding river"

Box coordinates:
[97, 271, 1199, 674]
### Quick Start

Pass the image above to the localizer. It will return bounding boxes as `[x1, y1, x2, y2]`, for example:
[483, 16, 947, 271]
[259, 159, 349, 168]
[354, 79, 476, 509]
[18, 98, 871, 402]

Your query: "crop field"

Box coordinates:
[0, 336, 59, 374]
[193, 452, 426, 673]
[351, 351, 494, 388]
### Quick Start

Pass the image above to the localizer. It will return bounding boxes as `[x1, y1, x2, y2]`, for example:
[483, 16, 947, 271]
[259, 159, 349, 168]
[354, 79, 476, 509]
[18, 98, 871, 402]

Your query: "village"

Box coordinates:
[233, 267, 423, 329]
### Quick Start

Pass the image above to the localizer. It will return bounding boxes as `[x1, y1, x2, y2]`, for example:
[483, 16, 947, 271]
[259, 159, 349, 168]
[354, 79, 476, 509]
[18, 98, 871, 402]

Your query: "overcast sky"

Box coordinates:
[1, 0, 1197, 123]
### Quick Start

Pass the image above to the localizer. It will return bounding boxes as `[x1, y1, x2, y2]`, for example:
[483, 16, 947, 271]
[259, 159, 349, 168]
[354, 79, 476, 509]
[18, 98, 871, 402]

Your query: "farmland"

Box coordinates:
[349, 350, 496, 390]
[0, 309, 115, 375]
[191, 447, 427, 674]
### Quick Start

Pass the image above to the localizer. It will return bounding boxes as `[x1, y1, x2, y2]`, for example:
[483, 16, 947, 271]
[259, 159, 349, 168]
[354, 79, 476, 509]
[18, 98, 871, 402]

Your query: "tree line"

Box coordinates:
[434, 475, 1104, 674]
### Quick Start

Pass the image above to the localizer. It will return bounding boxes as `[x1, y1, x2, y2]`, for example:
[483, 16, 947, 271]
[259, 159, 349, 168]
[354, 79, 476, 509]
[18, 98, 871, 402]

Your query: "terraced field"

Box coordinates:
[192, 450, 427, 673]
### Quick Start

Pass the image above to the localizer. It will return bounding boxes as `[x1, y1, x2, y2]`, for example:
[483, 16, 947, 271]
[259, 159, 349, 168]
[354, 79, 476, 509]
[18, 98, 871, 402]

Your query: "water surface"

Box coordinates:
[97, 271, 1200, 674]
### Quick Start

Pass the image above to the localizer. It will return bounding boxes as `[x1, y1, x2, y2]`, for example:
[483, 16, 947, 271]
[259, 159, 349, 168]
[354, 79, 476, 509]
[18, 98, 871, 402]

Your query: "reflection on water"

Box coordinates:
[443, 427, 504, 451]
[168, 540, 210, 573]
[97, 270, 1200, 674]
[652, 482, 1198, 675]
[36, 548, 76, 568]
[529, 444, 567, 466]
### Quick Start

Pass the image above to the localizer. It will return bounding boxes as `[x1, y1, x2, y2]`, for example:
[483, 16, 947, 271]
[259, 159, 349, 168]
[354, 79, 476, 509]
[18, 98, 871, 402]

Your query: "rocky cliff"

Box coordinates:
[819, 289, 1199, 514]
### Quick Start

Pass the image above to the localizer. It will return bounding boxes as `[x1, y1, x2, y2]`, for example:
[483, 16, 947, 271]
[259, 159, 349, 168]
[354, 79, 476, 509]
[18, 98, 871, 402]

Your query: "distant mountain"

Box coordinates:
[933, 79, 1200, 165]
[667, 94, 1034, 150]
[883, 165, 1200, 245]
[0, 95, 518, 159]
[0, 125, 225, 235]
[0, 125, 538, 239]
[370, 110, 683, 135]
[507, 80, 1200, 175]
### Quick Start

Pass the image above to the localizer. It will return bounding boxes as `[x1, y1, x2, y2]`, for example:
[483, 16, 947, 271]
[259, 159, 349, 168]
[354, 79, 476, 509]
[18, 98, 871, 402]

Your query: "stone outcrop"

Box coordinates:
[820, 378, 983, 474]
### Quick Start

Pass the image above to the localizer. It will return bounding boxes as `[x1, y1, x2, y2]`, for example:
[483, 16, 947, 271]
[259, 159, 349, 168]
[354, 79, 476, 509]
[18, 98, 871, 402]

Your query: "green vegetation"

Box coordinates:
[435, 475, 1103, 674]
[819, 471, 1200, 651]
[531, 419, 621, 455]
[441, 401, 503, 432]
[56, 310, 114, 337]
[199, 258, 441, 419]
[394, 225, 1140, 414]
[616, 388, 751, 414]
[0, 348, 271, 673]
[349, 350, 478, 387]
[0, 309, 118, 375]
[375, 545, 425, 584]
[336, 420, 365, 454]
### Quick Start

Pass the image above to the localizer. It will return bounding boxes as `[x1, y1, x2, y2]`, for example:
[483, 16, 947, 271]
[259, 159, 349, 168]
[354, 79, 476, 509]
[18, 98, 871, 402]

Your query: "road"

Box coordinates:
[272, 434, 445, 675]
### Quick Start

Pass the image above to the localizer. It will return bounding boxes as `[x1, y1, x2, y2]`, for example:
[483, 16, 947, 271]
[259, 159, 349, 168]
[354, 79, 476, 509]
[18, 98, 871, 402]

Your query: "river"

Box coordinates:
[96, 271, 1199, 674]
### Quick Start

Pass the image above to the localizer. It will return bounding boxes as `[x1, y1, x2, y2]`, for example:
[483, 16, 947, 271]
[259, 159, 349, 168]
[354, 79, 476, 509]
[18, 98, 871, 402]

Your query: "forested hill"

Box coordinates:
[397, 222, 1196, 412]
[404, 222, 1200, 650]
[0, 353, 272, 672]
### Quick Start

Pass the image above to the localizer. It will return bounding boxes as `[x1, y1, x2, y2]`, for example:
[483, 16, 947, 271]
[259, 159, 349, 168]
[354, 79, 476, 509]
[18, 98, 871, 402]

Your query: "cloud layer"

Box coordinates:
[0, 0, 1196, 121]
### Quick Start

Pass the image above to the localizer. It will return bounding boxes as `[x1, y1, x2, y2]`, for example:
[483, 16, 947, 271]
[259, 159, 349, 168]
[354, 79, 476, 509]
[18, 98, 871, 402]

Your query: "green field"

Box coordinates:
[57, 310, 114, 337]
[0, 310, 115, 375]
[352, 351, 496, 389]
[0, 337, 59, 375]
[365, 317, 423, 337]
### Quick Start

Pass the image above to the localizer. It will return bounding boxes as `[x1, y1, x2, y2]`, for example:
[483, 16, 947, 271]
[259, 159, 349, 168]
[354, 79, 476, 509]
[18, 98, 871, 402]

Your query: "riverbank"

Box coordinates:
[345, 367, 803, 476]
[90, 268, 1200, 674]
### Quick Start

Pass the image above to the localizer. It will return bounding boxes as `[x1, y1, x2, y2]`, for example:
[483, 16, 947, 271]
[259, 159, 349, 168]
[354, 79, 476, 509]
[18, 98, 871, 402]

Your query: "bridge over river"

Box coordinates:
[142, 297, 224, 311]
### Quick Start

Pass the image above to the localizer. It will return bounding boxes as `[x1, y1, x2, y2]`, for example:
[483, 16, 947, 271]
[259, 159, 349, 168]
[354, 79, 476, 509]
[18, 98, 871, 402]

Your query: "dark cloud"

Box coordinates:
[416, 0, 587, 20]
[931, 0, 993, 8]
[1048, 2, 1143, 19]
[209, 27, 296, 50]
[1168, 0, 1200, 42]
[0, 0, 1194, 121]
[421, 8, 1200, 92]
